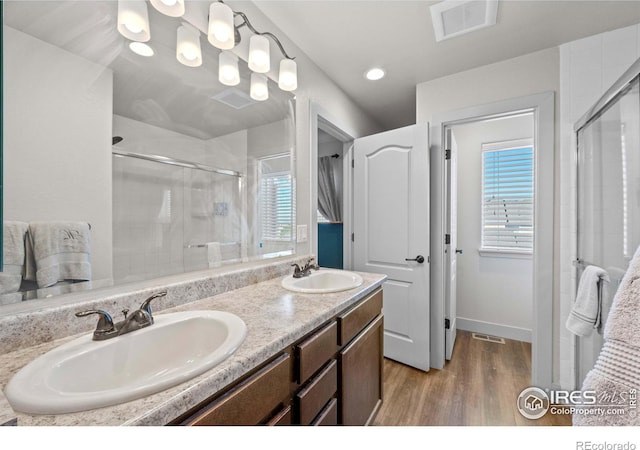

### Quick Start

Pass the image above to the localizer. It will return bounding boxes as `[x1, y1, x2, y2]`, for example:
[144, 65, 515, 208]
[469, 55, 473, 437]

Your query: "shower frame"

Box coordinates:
[573, 57, 640, 388]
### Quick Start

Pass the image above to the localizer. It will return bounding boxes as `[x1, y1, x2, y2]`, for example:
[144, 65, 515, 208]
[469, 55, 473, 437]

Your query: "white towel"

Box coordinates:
[0, 221, 29, 294]
[566, 265, 610, 337]
[27, 221, 92, 288]
[574, 246, 640, 426]
[206, 242, 222, 268]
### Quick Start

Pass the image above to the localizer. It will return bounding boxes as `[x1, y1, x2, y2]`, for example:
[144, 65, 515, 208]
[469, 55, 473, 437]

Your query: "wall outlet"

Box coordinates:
[296, 224, 308, 243]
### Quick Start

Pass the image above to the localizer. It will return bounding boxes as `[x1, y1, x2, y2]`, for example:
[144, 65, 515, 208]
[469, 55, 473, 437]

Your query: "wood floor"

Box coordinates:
[373, 330, 571, 426]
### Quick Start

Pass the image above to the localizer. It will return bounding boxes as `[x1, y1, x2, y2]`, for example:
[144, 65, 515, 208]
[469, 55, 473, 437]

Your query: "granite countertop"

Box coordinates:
[0, 271, 386, 426]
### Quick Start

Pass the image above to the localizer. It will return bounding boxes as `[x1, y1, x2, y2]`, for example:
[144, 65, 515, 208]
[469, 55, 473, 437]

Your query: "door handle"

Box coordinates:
[455, 249, 463, 254]
[405, 255, 425, 264]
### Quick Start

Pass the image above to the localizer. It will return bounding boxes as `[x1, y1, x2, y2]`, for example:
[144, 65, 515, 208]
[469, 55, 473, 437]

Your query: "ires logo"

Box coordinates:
[517, 386, 636, 419]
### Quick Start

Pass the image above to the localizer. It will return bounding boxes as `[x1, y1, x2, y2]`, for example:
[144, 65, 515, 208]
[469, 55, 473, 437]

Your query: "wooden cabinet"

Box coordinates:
[179, 353, 291, 426]
[340, 315, 383, 425]
[171, 287, 383, 426]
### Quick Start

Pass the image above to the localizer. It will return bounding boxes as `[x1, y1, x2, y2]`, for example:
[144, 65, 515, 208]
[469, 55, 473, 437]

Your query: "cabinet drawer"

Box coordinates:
[337, 289, 382, 346]
[295, 321, 338, 382]
[296, 359, 338, 425]
[266, 406, 292, 426]
[311, 398, 338, 426]
[184, 353, 291, 426]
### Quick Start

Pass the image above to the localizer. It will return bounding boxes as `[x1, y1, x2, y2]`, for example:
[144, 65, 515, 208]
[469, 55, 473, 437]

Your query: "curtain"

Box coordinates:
[318, 156, 342, 222]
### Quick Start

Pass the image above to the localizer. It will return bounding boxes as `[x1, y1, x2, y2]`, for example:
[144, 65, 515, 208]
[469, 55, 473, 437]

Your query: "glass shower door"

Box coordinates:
[576, 77, 640, 386]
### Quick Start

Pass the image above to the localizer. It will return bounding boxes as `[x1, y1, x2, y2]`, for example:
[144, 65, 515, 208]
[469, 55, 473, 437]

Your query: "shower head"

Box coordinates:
[112, 136, 123, 145]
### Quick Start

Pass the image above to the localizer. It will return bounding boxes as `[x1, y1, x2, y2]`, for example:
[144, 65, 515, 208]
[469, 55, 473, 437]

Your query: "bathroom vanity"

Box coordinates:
[173, 287, 383, 426]
[0, 259, 385, 426]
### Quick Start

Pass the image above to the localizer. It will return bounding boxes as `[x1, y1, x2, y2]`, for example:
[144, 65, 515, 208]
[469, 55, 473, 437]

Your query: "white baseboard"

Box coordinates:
[457, 317, 532, 343]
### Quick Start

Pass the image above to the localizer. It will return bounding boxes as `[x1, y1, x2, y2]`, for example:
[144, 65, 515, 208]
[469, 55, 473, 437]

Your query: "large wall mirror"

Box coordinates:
[1, 1, 296, 311]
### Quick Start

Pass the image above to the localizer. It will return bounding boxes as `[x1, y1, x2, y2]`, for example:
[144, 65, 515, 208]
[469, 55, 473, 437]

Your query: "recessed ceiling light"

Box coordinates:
[129, 42, 154, 57]
[365, 68, 385, 81]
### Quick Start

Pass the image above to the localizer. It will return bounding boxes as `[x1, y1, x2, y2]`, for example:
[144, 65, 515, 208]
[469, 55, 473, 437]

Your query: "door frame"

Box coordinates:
[310, 102, 356, 268]
[430, 92, 555, 389]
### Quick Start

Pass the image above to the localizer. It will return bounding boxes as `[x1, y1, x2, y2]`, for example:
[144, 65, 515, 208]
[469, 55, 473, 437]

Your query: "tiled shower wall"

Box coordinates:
[559, 23, 640, 389]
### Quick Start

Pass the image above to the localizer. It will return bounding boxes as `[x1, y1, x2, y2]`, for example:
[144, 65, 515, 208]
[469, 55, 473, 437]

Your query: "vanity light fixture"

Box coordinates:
[117, 1, 298, 100]
[248, 34, 270, 73]
[365, 68, 385, 81]
[278, 58, 297, 91]
[150, 0, 184, 17]
[117, 0, 151, 42]
[208, 2, 235, 50]
[208, 1, 298, 96]
[176, 23, 202, 67]
[250, 73, 269, 101]
[129, 41, 155, 57]
[219, 51, 240, 86]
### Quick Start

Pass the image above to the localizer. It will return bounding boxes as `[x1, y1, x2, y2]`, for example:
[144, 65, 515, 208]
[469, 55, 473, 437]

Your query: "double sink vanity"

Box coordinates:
[0, 257, 385, 426]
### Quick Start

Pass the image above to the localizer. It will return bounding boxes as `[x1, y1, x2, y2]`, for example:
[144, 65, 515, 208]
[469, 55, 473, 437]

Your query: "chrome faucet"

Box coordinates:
[291, 258, 320, 278]
[75, 291, 167, 341]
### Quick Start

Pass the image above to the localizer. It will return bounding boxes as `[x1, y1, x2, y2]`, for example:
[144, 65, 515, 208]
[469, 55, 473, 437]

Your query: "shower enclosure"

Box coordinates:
[574, 58, 640, 386]
[112, 151, 246, 284]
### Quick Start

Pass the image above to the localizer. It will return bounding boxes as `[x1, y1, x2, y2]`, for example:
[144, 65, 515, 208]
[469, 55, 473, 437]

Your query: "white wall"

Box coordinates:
[3, 26, 113, 284]
[452, 115, 534, 341]
[416, 46, 561, 380]
[558, 23, 640, 389]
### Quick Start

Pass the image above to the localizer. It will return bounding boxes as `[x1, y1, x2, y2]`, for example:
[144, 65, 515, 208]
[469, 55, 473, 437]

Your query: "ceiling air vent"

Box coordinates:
[211, 88, 257, 110]
[430, 0, 498, 42]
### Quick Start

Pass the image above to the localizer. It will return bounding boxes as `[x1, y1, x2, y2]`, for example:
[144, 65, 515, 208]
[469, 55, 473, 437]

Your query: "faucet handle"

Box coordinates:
[75, 309, 115, 336]
[139, 291, 167, 323]
[291, 263, 303, 278]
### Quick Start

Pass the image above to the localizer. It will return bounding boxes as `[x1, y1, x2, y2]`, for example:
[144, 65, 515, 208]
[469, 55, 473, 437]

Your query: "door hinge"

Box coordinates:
[351, 159, 354, 168]
[445, 234, 451, 245]
[445, 318, 451, 329]
[445, 149, 451, 160]
[351, 232, 354, 242]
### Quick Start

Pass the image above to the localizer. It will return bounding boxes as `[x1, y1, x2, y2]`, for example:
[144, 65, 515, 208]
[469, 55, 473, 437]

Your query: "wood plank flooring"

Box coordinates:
[373, 330, 571, 426]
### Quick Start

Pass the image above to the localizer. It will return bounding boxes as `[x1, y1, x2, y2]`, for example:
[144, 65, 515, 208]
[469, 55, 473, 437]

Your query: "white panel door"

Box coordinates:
[353, 123, 430, 371]
[445, 128, 458, 360]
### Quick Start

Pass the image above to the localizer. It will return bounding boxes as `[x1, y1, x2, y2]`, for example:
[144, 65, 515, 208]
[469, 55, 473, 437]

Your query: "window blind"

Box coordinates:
[259, 155, 293, 242]
[481, 144, 534, 252]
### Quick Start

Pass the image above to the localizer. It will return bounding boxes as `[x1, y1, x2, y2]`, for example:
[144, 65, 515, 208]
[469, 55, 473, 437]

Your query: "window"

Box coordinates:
[481, 139, 534, 255]
[259, 154, 293, 242]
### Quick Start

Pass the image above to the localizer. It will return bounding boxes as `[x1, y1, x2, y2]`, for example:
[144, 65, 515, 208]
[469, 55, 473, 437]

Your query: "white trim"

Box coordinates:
[457, 317, 532, 343]
[431, 91, 555, 389]
[309, 102, 356, 269]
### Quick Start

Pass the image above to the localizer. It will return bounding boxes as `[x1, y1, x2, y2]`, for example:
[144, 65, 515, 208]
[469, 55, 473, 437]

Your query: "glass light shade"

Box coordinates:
[208, 2, 235, 50]
[219, 51, 240, 86]
[117, 0, 151, 42]
[176, 24, 202, 67]
[150, 0, 185, 17]
[250, 73, 269, 101]
[278, 58, 297, 91]
[248, 35, 270, 73]
[129, 42, 154, 57]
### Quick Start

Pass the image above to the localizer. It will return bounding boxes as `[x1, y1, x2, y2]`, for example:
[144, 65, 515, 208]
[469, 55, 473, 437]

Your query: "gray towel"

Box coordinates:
[574, 246, 640, 426]
[27, 221, 92, 288]
[0, 221, 29, 294]
[566, 265, 610, 336]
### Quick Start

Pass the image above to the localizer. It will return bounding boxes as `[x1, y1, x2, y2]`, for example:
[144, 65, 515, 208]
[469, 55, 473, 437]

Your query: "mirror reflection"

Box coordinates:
[1, 1, 296, 307]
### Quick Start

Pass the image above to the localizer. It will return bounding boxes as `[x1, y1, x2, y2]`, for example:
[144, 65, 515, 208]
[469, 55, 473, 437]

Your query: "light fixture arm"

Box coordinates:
[231, 9, 295, 61]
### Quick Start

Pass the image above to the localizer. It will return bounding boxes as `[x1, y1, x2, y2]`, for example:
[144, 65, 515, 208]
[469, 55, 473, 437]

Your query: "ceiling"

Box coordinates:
[255, 0, 640, 131]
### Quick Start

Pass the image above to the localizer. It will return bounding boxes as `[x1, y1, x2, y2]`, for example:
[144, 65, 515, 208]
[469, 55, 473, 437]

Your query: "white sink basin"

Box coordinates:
[4, 310, 246, 415]
[281, 269, 364, 293]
